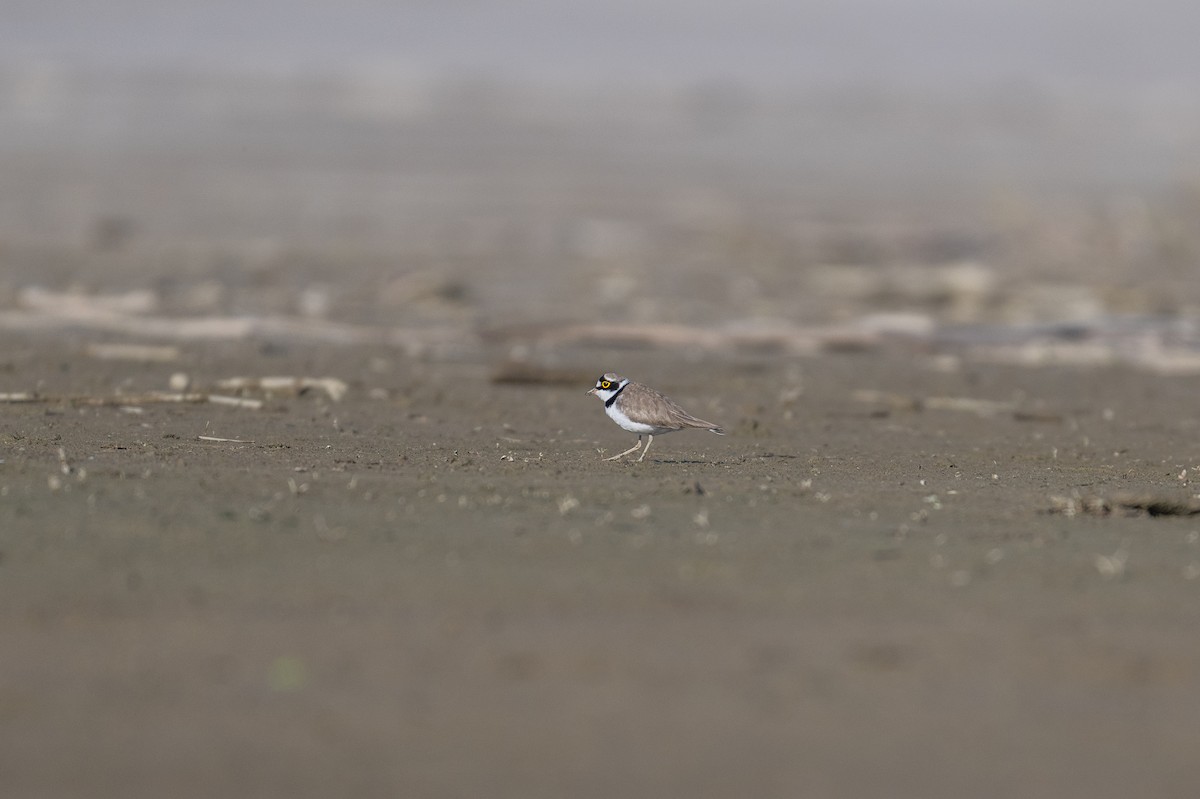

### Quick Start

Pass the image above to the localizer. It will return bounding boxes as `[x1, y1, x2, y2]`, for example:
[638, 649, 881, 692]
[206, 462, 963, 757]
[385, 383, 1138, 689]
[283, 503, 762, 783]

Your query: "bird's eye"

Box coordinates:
[601, 380, 611, 388]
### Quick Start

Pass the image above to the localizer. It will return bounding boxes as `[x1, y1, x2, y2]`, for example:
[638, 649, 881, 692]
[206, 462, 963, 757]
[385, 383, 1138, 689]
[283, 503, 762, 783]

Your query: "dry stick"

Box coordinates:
[205, 394, 265, 409]
[0, 391, 263, 409]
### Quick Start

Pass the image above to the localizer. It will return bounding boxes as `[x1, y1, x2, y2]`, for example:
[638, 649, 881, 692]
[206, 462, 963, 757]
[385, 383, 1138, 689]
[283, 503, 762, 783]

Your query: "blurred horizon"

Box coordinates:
[6, 0, 1200, 92]
[2, 1, 1199, 333]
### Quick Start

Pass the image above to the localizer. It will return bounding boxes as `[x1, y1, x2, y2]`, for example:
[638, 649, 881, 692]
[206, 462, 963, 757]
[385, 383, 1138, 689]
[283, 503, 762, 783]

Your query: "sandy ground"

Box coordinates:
[3, 334, 1200, 798]
[4, 54, 1200, 798]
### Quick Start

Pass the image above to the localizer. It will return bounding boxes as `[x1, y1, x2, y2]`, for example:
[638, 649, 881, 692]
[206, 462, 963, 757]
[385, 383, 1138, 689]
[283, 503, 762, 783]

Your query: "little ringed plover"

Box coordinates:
[587, 372, 724, 461]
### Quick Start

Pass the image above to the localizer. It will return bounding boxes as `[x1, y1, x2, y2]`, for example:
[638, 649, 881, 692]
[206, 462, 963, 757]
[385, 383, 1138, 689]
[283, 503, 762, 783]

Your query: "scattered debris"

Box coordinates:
[85, 342, 181, 362]
[0, 390, 263, 410]
[1048, 493, 1200, 518]
[851, 389, 1018, 417]
[215, 376, 349, 402]
[10, 374, 354, 407]
[1012, 409, 1065, 423]
[0, 288, 468, 356]
[938, 318, 1200, 375]
[482, 316, 934, 356]
[1094, 550, 1129, 578]
[18, 286, 158, 315]
[379, 269, 469, 308]
[1048, 496, 1109, 517]
[8, 285, 1200, 378]
[1116, 495, 1200, 517]
[57, 447, 75, 476]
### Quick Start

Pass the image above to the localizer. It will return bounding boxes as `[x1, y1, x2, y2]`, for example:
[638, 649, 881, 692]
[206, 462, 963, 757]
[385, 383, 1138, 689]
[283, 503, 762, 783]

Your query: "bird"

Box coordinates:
[586, 372, 724, 462]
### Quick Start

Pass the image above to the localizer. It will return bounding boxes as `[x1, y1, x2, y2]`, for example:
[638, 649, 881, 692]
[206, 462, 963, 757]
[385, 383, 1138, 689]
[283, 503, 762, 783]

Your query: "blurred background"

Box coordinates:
[3, 0, 1200, 339]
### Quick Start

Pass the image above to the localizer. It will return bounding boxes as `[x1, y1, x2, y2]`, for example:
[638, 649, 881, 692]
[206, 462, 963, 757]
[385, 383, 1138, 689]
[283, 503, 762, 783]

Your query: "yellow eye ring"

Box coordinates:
[601, 381, 611, 388]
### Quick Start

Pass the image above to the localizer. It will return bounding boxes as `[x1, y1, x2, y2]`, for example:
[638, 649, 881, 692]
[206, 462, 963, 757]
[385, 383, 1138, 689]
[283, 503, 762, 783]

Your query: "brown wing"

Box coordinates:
[629, 382, 724, 434]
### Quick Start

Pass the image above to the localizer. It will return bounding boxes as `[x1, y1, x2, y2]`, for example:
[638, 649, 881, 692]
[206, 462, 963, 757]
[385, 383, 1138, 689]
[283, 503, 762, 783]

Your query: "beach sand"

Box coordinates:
[3, 334, 1200, 798]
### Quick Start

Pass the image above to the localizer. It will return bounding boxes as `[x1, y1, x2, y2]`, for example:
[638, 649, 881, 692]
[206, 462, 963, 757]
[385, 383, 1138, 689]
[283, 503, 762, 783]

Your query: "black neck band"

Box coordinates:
[604, 382, 627, 408]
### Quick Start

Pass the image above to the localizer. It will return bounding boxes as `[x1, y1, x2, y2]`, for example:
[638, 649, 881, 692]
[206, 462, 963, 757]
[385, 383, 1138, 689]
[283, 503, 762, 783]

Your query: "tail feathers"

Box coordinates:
[685, 417, 724, 435]
[677, 411, 724, 435]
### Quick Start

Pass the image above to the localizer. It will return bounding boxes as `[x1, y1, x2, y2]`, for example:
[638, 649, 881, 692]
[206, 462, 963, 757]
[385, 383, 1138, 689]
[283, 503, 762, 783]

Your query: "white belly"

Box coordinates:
[605, 403, 675, 435]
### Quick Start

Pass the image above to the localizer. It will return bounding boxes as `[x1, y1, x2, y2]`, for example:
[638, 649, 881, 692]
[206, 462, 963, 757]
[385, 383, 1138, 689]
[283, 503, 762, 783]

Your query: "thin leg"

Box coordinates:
[605, 436, 644, 461]
[636, 434, 655, 462]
